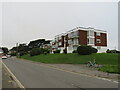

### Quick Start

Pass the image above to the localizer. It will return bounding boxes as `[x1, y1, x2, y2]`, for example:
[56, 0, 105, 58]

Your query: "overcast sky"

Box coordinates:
[1, 2, 118, 49]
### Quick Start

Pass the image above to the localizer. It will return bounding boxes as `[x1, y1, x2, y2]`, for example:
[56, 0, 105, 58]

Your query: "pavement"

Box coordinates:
[2, 57, 119, 88]
[2, 66, 14, 88]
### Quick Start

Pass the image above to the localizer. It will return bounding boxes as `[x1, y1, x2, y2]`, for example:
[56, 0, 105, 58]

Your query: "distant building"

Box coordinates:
[52, 27, 107, 53]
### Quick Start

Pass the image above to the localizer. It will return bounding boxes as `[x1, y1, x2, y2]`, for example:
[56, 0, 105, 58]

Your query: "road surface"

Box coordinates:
[2, 57, 118, 88]
[2, 67, 15, 88]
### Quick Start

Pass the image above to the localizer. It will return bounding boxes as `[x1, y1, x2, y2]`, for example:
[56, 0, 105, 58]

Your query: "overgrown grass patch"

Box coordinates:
[98, 65, 119, 74]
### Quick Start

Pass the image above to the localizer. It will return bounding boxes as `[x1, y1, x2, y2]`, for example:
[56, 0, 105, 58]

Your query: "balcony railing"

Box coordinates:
[68, 31, 79, 39]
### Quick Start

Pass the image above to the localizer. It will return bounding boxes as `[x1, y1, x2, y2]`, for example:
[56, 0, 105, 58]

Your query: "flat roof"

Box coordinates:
[55, 27, 107, 37]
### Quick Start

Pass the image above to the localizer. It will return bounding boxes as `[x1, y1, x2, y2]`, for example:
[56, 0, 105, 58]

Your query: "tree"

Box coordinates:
[2, 47, 8, 54]
[28, 39, 51, 49]
[17, 44, 29, 53]
[10, 47, 17, 51]
[30, 48, 41, 56]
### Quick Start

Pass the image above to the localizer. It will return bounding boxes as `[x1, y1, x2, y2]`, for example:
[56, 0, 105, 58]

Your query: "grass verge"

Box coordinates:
[18, 53, 119, 73]
[98, 65, 119, 74]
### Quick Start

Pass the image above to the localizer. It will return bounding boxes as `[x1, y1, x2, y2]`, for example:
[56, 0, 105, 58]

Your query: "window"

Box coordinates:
[96, 32, 100, 36]
[59, 36, 61, 40]
[96, 39, 101, 43]
[87, 30, 94, 36]
[89, 30, 94, 36]
[74, 31, 78, 36]
[87, 38, 89, 44]
[87, 31, 89, 36]
[74, 39, 78, 45]
[68, 33, 72, 38]
[68, 40, 72, 44]
[88, 38, 94, 44]
[58, 42, 62, 46]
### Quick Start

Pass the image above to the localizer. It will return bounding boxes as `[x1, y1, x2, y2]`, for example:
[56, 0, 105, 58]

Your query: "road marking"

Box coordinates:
[2, 61, 25, 88]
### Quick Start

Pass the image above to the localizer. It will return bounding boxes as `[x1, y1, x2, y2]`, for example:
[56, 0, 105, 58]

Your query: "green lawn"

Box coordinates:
[18, 53, 119, 73]
[98, 65, 119, 74]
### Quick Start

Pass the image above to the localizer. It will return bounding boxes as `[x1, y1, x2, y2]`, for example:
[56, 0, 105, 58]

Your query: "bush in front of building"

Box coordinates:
[30, 48, 41, 56]
[72, 50, 78, 53]
[91, 47, 98, 53]
[106, 49, 120, 53]
[39, 48, 50, 54]
[30, 48, 50, 56]
[44, 48, 50, 54]
[19, 52, 27, 56]
[53, 50, 61, 54]
[77, 45, 97, 55]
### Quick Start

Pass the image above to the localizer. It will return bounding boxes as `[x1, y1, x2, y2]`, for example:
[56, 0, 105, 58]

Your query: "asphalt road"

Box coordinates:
[2, 57, 118, 88]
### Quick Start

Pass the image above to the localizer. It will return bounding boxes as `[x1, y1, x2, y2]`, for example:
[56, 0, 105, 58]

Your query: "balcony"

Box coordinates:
[68, 38, 79, 46]
[68, 31, 79, 39]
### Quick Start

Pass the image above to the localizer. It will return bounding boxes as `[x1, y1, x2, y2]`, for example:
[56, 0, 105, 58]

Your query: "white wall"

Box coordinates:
[93, 46, 107, 53]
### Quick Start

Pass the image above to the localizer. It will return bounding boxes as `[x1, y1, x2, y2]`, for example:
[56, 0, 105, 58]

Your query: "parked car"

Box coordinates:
[2, 56, 7, 59]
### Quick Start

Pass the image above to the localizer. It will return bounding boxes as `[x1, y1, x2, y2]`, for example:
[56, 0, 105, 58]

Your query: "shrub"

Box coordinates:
[77, 45, 93, 55]
[30, 48, 41, 56]
[106, 49, 110, 53]
[53, 50, 60, 54]
[39, 48, 44, 54]
[39, 48, 50, 54]
[72, 50, 78, 53]
[106, 49, 120, 53]
[43, 48, 50, 54]
[19, 52, 27, 56]
[91, 47, 98, 53]
[63, 48, 67, 54]
[44, 52, 47, 55]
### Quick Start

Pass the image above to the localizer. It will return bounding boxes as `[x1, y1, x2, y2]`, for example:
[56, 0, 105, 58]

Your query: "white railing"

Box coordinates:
[68, 31, 79, 38]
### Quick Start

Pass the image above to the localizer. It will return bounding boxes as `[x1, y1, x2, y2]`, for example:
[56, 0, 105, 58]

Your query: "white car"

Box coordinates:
[2, 56, 7, 59]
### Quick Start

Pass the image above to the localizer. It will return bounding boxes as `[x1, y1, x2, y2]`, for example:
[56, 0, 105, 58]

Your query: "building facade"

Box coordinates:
[52, 27, 107, 53]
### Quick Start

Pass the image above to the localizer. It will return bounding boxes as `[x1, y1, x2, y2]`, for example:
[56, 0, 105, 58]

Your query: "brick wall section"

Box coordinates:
[79, 30, 87, 45]
[94, 32, 107, 46]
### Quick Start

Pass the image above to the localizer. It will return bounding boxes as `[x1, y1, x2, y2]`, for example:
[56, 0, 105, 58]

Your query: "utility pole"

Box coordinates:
[16, 43, 19, 56]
